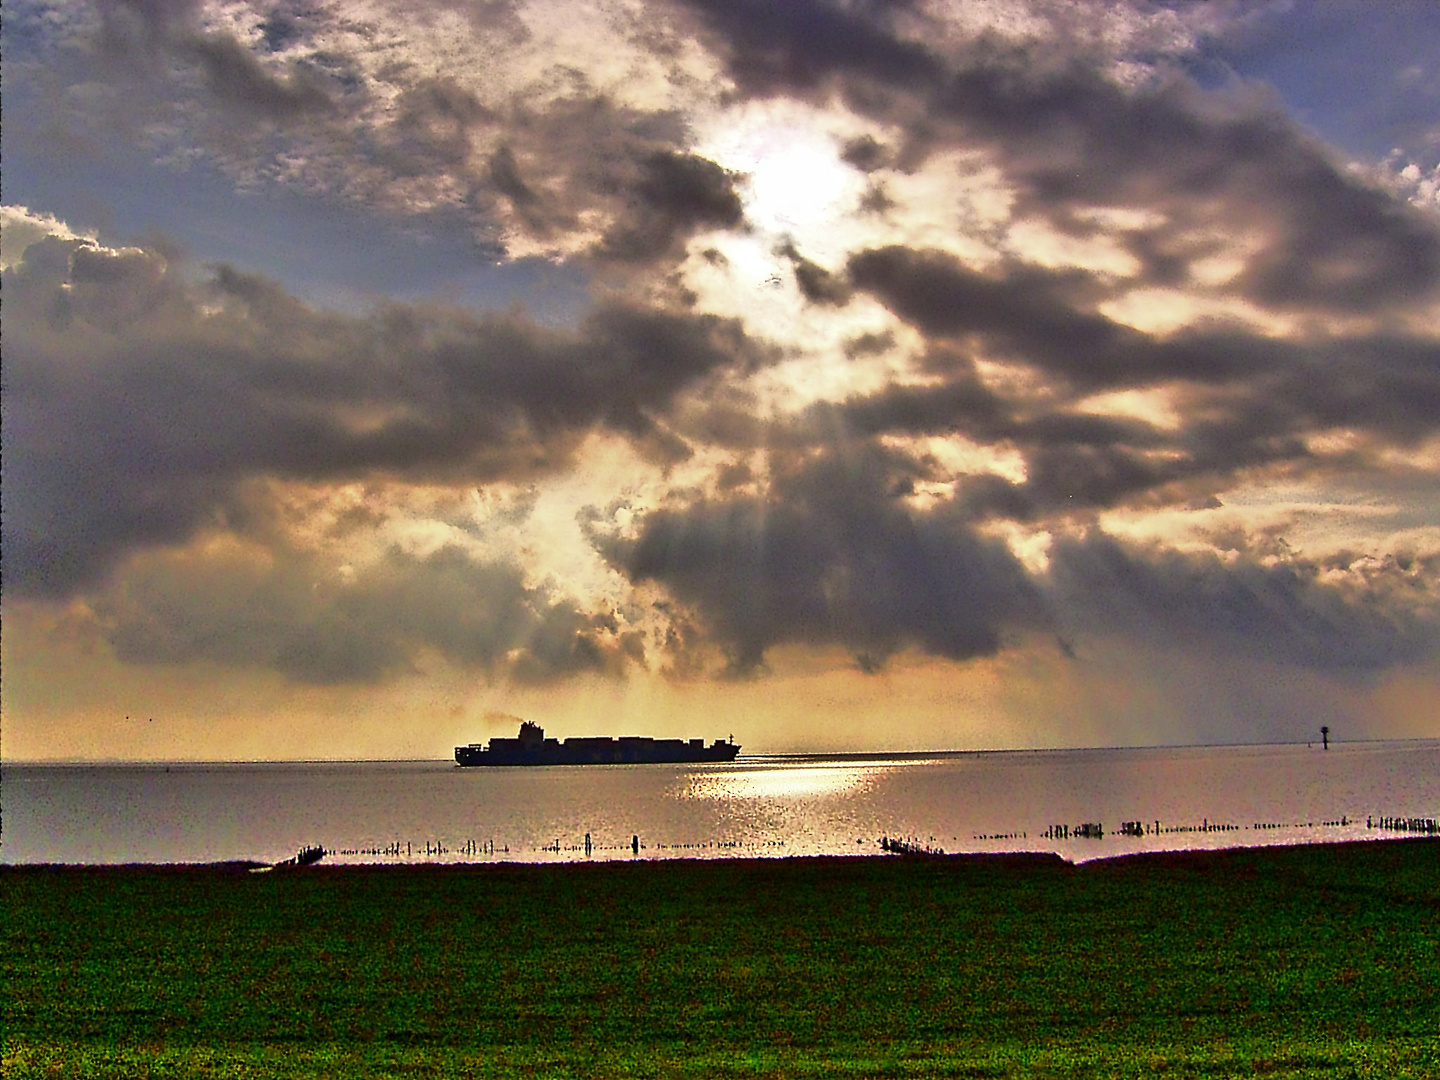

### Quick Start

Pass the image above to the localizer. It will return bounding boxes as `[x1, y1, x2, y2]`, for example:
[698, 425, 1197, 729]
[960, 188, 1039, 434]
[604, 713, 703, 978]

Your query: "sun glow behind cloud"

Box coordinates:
[701, 111, 863, 238]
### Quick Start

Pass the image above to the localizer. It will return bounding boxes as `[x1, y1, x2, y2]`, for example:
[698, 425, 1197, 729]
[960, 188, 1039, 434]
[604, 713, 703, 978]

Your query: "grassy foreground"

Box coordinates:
[4, 840, 1437, 1079]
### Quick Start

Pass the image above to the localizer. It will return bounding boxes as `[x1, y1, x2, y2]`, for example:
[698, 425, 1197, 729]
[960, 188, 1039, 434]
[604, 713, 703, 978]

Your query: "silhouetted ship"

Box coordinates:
[456, 721, 740, 766]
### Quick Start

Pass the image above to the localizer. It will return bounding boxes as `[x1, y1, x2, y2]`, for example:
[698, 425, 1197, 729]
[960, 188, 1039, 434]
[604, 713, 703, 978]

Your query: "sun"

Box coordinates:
[744, 133, 859, 233]
[697, 106, 865, 240]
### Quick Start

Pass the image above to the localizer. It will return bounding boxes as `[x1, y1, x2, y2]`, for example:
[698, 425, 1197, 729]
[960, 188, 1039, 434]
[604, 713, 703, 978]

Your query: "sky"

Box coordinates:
[3, 0, 1440, 761]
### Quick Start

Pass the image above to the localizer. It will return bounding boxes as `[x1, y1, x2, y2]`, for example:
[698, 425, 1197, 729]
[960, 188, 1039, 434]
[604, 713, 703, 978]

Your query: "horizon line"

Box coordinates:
[4, 735, 1436, 767]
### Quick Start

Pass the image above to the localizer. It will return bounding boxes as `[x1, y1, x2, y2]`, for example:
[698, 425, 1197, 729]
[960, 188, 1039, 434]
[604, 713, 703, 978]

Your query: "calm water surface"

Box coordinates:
[3, 740, 1436, 866]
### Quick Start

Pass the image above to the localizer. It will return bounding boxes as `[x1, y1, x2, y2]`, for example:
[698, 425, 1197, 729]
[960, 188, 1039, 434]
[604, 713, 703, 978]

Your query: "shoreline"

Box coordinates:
[5, 833, 1435, 873]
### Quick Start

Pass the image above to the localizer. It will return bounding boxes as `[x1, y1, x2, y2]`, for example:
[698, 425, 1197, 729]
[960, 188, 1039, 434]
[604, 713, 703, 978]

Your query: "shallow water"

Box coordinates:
[3, 740, 1435, 865]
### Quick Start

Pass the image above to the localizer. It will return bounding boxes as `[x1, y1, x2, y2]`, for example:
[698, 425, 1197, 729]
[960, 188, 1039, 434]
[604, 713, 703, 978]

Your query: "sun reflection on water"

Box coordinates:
[683, 760, 932, 801]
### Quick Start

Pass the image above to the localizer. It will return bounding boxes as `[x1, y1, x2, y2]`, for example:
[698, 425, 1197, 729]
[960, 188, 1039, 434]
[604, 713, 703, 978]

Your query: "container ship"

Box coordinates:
[455, 721, 740, 766]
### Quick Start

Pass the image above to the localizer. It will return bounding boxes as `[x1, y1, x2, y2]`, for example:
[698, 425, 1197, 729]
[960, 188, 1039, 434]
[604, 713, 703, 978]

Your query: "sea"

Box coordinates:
[3, 740, 1436, 867]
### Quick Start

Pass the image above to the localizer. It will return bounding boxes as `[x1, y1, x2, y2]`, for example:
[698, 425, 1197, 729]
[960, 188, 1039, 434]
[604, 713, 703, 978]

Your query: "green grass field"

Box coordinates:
[4, 839, 1437, 1078]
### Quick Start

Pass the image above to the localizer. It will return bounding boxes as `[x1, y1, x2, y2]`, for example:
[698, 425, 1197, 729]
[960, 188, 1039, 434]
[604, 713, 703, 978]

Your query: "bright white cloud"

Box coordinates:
[0, 205, 98, 268]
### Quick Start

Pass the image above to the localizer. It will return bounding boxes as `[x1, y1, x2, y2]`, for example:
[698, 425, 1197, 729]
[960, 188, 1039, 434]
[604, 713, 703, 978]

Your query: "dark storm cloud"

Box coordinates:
[44, 4, 747, 263]
[488, 146, 542, 211]
[47, 2, 1440, 295]
[673, 0, 941, 100]
[827, 375, 1183, 522]
[598, 150, 746, 262]
[406, 94, 746, 261]
[184, 27, 333, 117]
[839, 133, 891, 173]
[831, 371, 1012, 443]
[1045, 532, 1440, 674]
[97, 0, 334, 119]
[837, 244, 1440, 515]
[2, 236, 771, 598]
[847, 247, 1165, 390]
[95, 542, 639, 685]
[600, 444, 1440, 677]
[510, 604, 647, 685]
[84, 3, 747, 262]
[386, 78, 498, 170]
[676, 0, 1440, 313]
[601, 446, 1045, 675]
[778, 243, 853, 306]
[848, 245, 1440, 405]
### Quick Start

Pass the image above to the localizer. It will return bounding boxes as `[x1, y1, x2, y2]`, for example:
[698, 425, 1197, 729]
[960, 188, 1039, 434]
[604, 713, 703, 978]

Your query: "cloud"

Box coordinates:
[444, 96, 751, 260]
[0, 205, 99, 268]
[777, 241, 853, 306]
[2, 229, 772, 598]
[6, 2, 1440, 733]
[600, 444, 1045, 675]
[838, 244, 1440, 517]
[679, 0, 1440, 313]
[481, 117, 747, 259]
[600, 445, 1440, 679]
[847, 246, 1155, 389]
[1045, 531, 1440, 674]
[97, 0, 336, 119]
[40, 2, 1440, 295]
[672, 0, 943, 101]
[40, 1, 745, 261]
[599, 149, 746, 261]
[91, 539, 639, 684]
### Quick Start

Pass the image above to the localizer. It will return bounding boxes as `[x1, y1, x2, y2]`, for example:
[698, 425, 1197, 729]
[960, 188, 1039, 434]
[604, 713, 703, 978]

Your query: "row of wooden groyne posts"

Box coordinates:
[991, 814, 1438, 842]
[1372, 816, 1438, 834]
[883, 824, 1267, 848]
[328, 840, 508, 858]
[881, 836, 947, 856]
[266, 834, 788, 865]
[269, 813, 1437, 866]
[1036, 821, 1241, 840]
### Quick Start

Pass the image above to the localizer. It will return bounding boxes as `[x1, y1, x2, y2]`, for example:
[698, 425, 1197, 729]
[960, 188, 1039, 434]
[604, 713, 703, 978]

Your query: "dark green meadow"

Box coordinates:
[4, 840, 1437, 1078]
